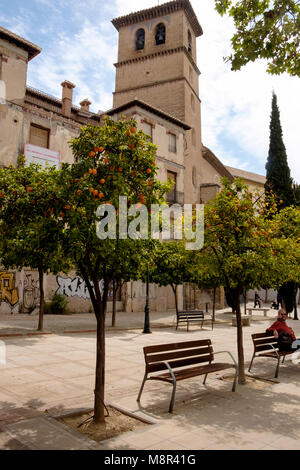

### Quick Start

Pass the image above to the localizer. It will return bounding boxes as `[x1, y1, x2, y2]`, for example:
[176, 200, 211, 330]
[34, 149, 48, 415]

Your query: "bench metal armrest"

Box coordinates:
[214, 350, 238, 369]
[269, 343, 280, 358]
[162, 361, 176, 382]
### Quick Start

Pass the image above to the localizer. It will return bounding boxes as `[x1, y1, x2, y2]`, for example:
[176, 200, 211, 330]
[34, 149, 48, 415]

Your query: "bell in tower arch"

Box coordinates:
[155, 23, 166, 45]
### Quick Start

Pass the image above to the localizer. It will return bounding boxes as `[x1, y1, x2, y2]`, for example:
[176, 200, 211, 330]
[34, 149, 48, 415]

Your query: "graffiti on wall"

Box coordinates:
[0, 272, 19, 306]
[55, 276, 118, 300]
[23, 273, 40, 310]
[56, 276, 100, 299]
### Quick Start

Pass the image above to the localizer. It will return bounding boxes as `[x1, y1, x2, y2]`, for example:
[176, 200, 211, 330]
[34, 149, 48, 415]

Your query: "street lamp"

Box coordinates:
[293, 284, 299, 320]
[143, 268, 152, 334]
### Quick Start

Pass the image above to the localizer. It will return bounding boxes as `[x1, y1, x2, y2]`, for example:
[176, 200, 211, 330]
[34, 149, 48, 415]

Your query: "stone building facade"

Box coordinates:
[0, 1, 266, 315]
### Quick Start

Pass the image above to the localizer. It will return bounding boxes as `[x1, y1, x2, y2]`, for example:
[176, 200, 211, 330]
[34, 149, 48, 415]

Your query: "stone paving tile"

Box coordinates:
[6, 417, 95, 450]
[0, 430, 32, 450]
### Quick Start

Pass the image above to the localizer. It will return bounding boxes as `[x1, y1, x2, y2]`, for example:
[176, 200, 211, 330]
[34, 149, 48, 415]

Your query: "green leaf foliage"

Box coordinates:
[215, 0, 300, 76]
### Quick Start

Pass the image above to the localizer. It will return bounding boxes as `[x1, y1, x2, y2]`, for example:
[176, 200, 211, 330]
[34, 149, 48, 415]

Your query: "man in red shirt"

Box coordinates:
[266, 309, 296, 340]
[266, 309, 299, 351]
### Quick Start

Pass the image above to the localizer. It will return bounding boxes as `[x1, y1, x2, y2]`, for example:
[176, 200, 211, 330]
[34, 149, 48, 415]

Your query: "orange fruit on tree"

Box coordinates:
[100, 178, 105, 185]
[93, 190, 98, 196]
[93, 169, 97, 175]
[65, 205, 71, 210]
[130, 127, 136, 133]
[89, 169, 93, 174]
[89, 151, 95, 158]
[104, 157, 109, 164]
[99, 147, 104, 153]
[94, 147, 98, 153]
[118, 167, 122, 172]
[99, 192, 104, 199]
[146, 168, 152, 174]
[76, 190, 82, 196]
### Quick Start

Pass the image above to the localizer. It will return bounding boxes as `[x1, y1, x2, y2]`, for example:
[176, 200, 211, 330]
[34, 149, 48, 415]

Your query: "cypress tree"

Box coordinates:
[265, 92, 298, 319]
[265, 92, 294, 208]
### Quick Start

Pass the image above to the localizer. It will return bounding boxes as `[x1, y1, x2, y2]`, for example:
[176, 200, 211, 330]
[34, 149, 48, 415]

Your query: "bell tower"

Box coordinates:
[112, 0, 203, 204]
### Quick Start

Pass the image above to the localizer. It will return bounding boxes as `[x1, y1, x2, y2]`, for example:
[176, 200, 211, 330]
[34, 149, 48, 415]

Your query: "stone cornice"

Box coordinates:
[114, 46, 200, 75]
[0, 25, 41, 61]
[112, 0, 203, 37]
[114, 76, 200, 104]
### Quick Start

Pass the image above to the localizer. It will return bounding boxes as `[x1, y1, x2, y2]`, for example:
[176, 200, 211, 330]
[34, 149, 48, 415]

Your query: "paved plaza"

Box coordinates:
[0, 307, 299, 450]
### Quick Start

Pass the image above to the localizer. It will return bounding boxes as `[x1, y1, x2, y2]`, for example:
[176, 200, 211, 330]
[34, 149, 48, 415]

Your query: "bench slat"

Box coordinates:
[147, 354, 213, 373]
[144, 339, 211, 354]
[145, 346, 213, 364]
[149, 362, 234, 383]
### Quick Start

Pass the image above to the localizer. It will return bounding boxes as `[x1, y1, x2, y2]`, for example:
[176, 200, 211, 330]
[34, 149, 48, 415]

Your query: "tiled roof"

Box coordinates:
[226, 166, 266, 184]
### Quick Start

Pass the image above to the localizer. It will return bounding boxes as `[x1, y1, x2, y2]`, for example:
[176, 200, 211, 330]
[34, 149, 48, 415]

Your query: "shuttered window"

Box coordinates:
[142, 122, 153, 142]
[168, 133, 176, 153]
[29, 124, 49, 149]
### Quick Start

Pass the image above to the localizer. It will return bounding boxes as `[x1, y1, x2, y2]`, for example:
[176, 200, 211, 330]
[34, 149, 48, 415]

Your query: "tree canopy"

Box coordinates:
[215, 0, 300, 76]
[192, 178, 299, 383]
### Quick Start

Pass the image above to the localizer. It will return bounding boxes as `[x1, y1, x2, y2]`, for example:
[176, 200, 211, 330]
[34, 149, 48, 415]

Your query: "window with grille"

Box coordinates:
[29, 124, 50, 149]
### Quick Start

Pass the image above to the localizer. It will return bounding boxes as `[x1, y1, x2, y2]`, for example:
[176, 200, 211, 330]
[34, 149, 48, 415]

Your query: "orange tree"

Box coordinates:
[57, 116, 170, 423]
[0, 163, 70, 330]
[191, 178, 299, 384]
[146, 240, 193, 314]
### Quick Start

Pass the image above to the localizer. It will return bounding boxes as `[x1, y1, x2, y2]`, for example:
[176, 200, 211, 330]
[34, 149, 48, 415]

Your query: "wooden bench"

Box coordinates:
[248, 332, 295, 378]
[246, 307, 269, 316]
[176, 310, 213, 331]
[137, 339, 237, 413]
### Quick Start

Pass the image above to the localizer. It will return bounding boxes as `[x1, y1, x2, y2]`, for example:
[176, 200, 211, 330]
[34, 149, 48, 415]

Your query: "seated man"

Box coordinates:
[266, 309, 299, 351]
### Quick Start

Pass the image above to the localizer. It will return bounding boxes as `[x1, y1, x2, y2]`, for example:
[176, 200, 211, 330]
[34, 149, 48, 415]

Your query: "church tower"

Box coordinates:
[112, 0, 203, 204]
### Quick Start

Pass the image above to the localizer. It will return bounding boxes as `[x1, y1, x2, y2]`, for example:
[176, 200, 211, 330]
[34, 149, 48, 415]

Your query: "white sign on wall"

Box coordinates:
[0, 80, 6, 104]
[24, 143, 61, 169]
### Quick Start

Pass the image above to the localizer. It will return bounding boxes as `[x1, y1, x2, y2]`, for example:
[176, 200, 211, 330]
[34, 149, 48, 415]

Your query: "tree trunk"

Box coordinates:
[37, 266, 44, 332]
[229, 286, 246, 385]
[212, 287, 216, 323]
[94, 302, 106, 424]
[172, 284, 179, 314]
[111, 280, 117, 327]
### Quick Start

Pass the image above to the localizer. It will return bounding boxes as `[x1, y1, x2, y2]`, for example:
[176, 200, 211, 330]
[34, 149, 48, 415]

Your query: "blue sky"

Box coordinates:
[1, 0, 299, 182]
